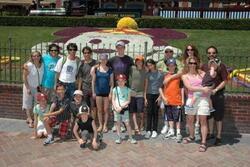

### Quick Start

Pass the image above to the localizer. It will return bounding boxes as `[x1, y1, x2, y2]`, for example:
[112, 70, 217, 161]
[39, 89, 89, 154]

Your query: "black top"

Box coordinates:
[53, 96, 70, 121]
[77, 117, 94, 133]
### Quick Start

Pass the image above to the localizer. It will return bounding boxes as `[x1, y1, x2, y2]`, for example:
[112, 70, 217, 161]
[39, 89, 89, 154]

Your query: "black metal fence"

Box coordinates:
[0, 41, 249, 94]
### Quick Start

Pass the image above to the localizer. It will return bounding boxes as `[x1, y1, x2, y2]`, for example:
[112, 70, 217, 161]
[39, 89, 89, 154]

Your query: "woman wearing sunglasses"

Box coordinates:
[182, 57, 212, 152]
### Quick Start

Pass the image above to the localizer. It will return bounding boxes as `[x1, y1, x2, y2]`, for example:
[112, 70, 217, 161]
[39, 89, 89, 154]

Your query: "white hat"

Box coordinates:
[115, 41, 125, 47]
[164, 46, 174, 52]
[73, 90, 83, 96]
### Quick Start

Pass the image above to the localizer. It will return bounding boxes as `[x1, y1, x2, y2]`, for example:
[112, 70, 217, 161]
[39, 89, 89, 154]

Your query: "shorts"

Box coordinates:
[164, 105, 182, 122]
[80, 130, 100, 141]
[114, 110, 129, 122]
[129, 97, 144, 113]
[37, 120, 47, 134]
[210, 91, 225, 121]
[48, 116, 69, 137]
[185, 97, 210, 116]
[22, 85, 37, 110]
[96, 93, 109, 97]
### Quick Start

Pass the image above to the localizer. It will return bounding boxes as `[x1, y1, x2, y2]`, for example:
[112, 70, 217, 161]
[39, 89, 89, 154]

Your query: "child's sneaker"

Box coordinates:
[115, 136, 122, 144]
[161, 125, 168, 134]
[112, 125, 116, 132]
[151, 131, 158, 138]
[176, 133, 182, 143]
[145, 131, 151, 139]
[43, 136, 54, 145]
[121, 126, 126, 133]
[165, 131, 175, 139]
[209, 108, 216, 112]
[128, 138, 137, 144]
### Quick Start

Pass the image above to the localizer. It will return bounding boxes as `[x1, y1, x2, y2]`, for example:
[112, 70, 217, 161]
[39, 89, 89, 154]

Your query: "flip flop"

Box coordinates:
[134, 128, 140, 134]
[102, 127, 108, 133]
[28, 121, 34, 128]
[199, 143, 207, 152]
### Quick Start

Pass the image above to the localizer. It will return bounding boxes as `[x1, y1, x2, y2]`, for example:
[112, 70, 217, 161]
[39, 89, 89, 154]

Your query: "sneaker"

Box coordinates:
[176, 133, 183, 143]
[165, 131, 175, 139]
[151, 131, 158, 138]
[112, 125, 116, 132]
[115, 136, 122, 144]
[195, 125, 200, 135]
[145, 131, 151, 139]
[121, 126, 126, 133]
[43, 136, 54, 145]
[209, 108, 216, 112]
[128, 138, 137, 144]
[161, 125, 168, 134]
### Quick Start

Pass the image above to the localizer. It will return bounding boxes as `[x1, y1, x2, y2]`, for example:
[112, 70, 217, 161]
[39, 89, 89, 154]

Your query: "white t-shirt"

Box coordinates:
[54, 57, 78, 83]
[26, 62, 44, 88]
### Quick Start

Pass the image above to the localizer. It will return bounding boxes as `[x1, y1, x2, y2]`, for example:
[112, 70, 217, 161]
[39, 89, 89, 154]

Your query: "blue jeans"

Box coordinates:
[60, 82, 76, 100]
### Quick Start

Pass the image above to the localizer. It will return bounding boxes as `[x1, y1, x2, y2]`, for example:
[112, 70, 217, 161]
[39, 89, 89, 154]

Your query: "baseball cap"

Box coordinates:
[115, 41, 125, 47]
[73, 90, 83, 96]
[99, 53, 108, 60]
[135, 55, 144, 62]
[116, 74, 127, 81]
[164, 58, 176, 65]
[36, 93, 48, 101]
[78, 104, 90, 115]
[164, 46, 174, 53]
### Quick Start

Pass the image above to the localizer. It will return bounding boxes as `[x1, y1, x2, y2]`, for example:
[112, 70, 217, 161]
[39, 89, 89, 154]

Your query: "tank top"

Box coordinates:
[77, 117, 94, 133]
[26, 62, 44, 88]
[186, 74, 203, 98]
[95, 68, 112, 95]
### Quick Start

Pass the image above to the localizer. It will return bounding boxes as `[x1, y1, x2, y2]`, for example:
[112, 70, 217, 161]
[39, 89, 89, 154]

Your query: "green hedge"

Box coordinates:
[0, 16, 250, 30]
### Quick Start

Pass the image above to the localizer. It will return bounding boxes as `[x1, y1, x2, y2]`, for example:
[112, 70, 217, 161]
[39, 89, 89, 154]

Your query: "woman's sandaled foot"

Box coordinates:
[199, 143, 207, 152]
[134, 128, 140, 134]
[102, 127, 108, 133]
[28, 119, 34, 128]
[183, 136, 195, 144]
[97, 127, 103, 132]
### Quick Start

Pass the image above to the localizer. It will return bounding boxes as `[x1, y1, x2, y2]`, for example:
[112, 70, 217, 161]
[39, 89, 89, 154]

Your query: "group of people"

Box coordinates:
[22, 40, 228, 152]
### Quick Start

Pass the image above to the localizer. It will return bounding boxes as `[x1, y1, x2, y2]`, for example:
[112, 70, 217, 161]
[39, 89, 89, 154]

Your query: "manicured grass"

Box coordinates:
[0, 26, 62, 47]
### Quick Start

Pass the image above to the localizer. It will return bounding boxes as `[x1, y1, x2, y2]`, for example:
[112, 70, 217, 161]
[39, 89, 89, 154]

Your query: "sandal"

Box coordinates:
[97, 126, 103, 132]
[199, 143, 207, 152]
[134, 128, 140, 134]
[28, 121, 34, 128]
[183, 136, 195, 144]
[102, 127, 108, 133]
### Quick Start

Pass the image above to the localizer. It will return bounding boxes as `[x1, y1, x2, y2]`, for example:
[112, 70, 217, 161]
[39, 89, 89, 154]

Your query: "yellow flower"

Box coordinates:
[117, 17, 138, 30]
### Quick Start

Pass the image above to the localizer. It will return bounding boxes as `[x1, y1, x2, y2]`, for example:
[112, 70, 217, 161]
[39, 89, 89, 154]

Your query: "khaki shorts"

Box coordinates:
[185, 97, 210, 116]
[114, 110, 129, 122]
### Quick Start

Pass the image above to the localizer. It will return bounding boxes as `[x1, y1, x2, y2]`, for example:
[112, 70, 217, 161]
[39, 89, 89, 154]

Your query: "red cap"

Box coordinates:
[36, 93, 48, 101]
[116, 74, 127, 81]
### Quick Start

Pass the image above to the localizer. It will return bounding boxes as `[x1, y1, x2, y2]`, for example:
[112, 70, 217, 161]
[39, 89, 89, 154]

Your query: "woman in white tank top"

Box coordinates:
[181, 57, 212, 152]
[22, 51, 44, 128]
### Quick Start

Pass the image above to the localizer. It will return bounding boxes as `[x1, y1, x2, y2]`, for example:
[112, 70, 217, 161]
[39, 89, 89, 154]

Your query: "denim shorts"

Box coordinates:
[164, 105, 182, 122]
[129, 97, 144, 113]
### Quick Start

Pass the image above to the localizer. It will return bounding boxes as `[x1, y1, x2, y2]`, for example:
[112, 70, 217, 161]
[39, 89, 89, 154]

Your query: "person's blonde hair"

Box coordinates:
[183, 56, 202, 75]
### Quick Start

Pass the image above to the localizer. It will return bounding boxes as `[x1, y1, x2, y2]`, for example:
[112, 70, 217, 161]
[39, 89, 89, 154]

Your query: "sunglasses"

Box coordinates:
[50, 49, 59, 52]
[208, 52, 216, 54]
[68, 49, 77, 51]
[188, 62, 197, 65]
[165, 50, 173, 53]
[186, 49, 194, 51]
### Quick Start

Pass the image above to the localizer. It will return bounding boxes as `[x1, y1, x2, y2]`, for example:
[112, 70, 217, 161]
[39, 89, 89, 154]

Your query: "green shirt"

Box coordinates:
[130, 66, 146, 97]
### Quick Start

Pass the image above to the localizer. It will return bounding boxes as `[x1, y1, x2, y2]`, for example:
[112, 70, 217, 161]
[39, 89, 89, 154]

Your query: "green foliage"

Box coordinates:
[0, 16, 250, 30]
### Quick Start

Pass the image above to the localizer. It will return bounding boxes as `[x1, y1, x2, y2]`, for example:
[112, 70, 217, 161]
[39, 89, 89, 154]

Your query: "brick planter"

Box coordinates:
[0, 84, 249, 134]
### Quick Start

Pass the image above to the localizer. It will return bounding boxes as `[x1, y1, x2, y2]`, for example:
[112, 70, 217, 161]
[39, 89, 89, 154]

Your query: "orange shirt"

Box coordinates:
[163, 73, 182, 106]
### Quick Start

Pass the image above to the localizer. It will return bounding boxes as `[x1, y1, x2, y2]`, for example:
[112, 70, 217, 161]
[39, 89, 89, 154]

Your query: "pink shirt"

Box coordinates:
[187, 74, 204, 98]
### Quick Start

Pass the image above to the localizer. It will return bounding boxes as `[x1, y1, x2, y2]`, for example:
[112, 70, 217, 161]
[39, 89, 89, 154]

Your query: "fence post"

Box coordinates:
[8, 34, 12, 82]
[144, 42, 148, 60]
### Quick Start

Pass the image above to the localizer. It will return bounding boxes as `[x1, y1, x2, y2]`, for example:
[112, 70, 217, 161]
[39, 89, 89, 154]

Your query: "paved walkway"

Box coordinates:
[1, 118, 250, 167]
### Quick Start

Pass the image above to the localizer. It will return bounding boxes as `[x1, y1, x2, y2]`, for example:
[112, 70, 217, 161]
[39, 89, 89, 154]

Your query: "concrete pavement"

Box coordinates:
[0, 118, 250, 167]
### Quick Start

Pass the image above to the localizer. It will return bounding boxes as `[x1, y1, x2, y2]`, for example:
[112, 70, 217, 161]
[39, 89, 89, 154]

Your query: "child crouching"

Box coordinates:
[73, 104, 101, 150]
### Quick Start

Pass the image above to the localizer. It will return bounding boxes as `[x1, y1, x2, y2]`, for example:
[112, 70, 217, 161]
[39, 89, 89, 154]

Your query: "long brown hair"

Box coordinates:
[182, 44, 201, 65]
